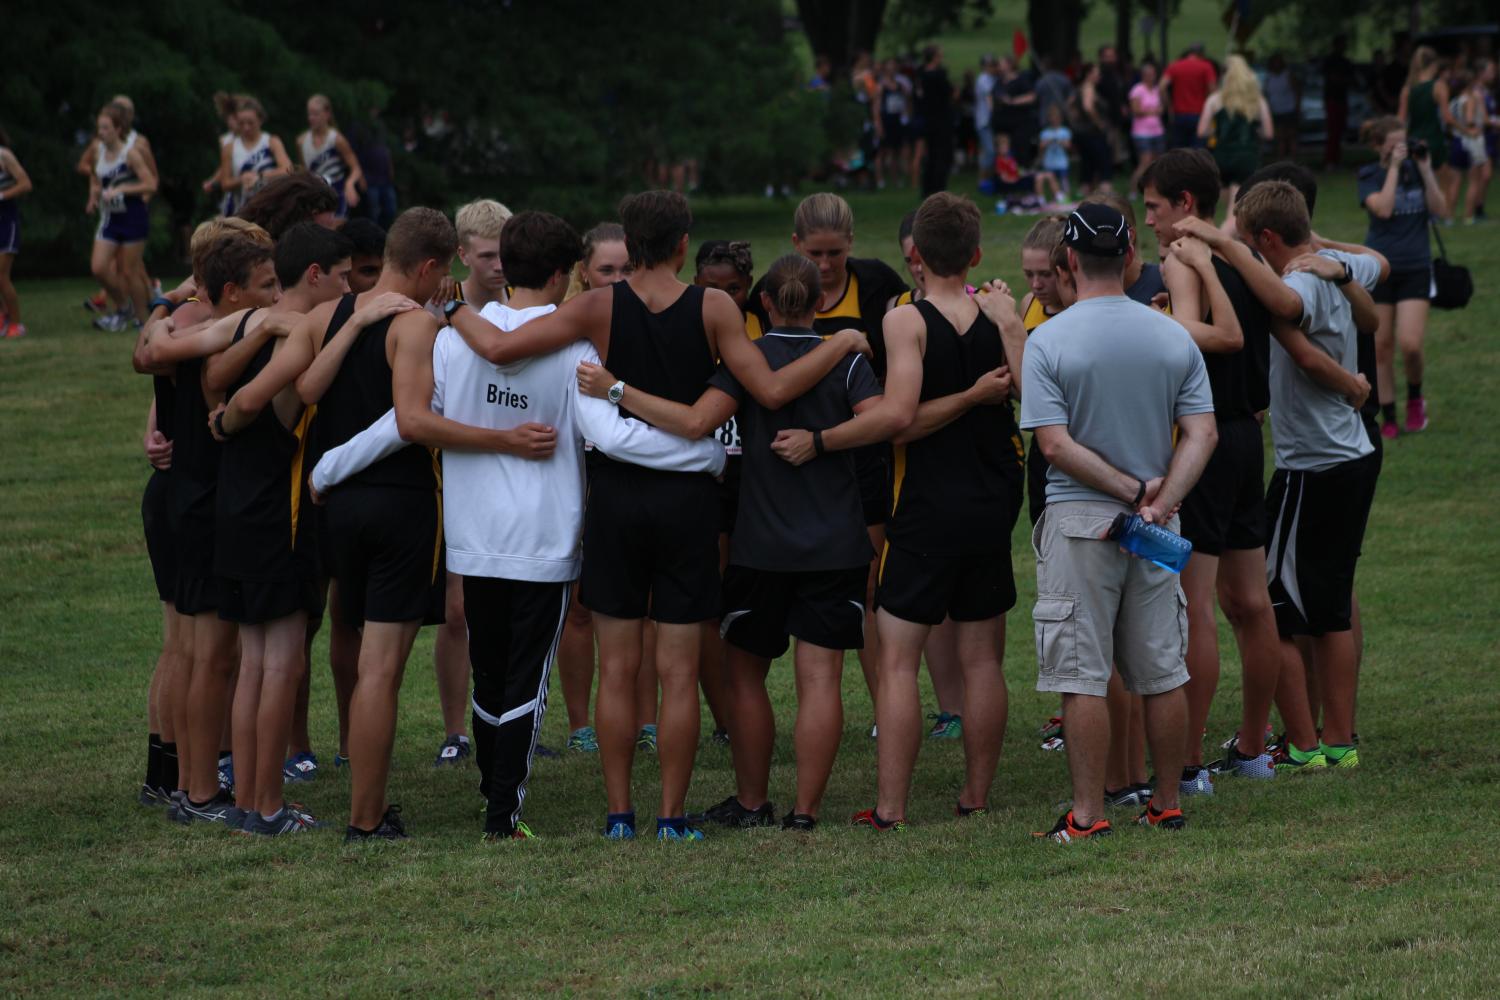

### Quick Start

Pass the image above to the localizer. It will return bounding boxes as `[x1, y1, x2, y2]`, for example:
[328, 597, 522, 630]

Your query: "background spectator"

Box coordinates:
[1163, 42, 1217, 149]
[1129, 61, 1167, 191]
[974, 55, 998, 185]
[994, 55, 1039, 165]
[1264, 53, 1300, 159]
[1323, 35, 1355, 167]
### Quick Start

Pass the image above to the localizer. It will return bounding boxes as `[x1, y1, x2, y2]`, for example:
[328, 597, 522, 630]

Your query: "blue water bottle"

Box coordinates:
[1108, 513, 1193, 573]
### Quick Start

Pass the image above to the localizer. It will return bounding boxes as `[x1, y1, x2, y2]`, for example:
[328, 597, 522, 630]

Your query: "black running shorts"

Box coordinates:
[1372, 267, 1430, 305]
[856, 443, 893, 527]
[719, 564, 868, 659]
[1179, 416, 1267, 556]
[142, 470, 177, 603]
[326, 485, 446, 625]
[1264, 451, 1379, 637]
[876, 544, 1017, 626]
[580, 463, 719, 624]
[218, 576, 324, 625]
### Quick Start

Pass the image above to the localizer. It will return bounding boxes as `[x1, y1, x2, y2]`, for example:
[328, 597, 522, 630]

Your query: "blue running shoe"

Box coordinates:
[635, 724, 657, 753]
[657, 822, 705, 842]
[283, 752, 319, 784]
[927, 712, 963, 740]
[534, 742, 561, 759]
[217, 756, 234, 795]
[333, 752, 350, 770]
[567, 727, 599, 753]
[244, 806, 320, 836]
[604, 812, 636, 840]
[433, 734, 471, 768]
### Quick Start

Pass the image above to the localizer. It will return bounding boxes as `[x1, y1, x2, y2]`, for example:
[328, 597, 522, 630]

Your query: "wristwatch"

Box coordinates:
[442, 298, 466, 322]
[607, 381, 626, 406]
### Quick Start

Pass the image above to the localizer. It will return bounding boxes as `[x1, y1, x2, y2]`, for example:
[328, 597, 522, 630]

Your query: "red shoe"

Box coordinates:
[1380, 421, 1399, 441]
[1033, 810, 1112, 842]
[1136, 799, 1186, 830]
[2, 322, 24, 339]
[1405, 398, 1428, 433]
[851, 808, 905, 832]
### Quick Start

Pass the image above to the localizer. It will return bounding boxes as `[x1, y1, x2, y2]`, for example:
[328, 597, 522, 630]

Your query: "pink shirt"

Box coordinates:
[1130, 83, 1165, 137]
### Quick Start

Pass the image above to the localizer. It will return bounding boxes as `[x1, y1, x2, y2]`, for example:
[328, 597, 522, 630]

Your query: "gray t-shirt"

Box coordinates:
[1020, 295, 1214, 504]
[1269, 249, 1379, 472]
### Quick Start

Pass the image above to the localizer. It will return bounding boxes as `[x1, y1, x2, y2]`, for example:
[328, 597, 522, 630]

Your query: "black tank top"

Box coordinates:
[153, 374, 176, 443]
[317, 295, 438, 491]
[887, 300, 1018, 555]
[605, 281, 716, 425]
[215, 313, 312, 580]
[1204, 255, 1270, 420]
[172, 335, 230, 489]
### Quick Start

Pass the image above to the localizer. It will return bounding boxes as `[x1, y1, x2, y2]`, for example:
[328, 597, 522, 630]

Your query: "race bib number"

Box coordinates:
[716, 416, 741, 456]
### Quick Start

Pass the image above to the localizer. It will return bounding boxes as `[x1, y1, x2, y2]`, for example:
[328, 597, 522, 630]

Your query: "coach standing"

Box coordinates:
[1020, 204, 1218, 842]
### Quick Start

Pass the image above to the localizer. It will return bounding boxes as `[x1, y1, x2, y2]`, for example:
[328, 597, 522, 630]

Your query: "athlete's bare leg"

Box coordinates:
[955, 615, 1006, 810]
[923, 617, 964, 717]
[89, 239, 127, 312]
[1218, 547, 1282, 757]
[1180, 552, 1221, 767]
[255, 613, 309, 816]
[725, 648, 774, 809]
[857, 524, 885, 718]
[433, 572, 469, 740]
[637, 621, 659, 731]
[556, 580, 595, 732]
[791, 641, 844, 818]
[185, 614, 238, 802]
[653, 621, 704, 818]
[0, 254, 19, 327]
[593, 613, 645, 815]
[1060, 692, 1110, 827]
[1273, 638, 1319, 752]
[230, 624, 266, 814]
[1142, 686, 1188, 811]
[117, 241, 150, 322]
[166, 607, 193, 791]
[346, 619, 421, 831]
[325, 579, 359, 757]
[873, 609, 930, 822]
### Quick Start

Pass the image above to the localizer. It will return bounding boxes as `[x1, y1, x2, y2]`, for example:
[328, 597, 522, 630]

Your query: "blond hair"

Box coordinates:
[793, 192, 853, 239]
[455, 199, 513, 245]
[1220, 55, 1262, 120]
[565, 222, 627, 301]
[1021, 215, 1065, 252]
[190, 217, 272, 280]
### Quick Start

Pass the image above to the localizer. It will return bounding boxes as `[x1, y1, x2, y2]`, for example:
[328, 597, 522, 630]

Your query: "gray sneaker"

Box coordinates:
[244, 806, 319, 836]
[1179, 767, 1215, 797]
[173, 791, 244, 827]
[1104, 783, 1154, 808]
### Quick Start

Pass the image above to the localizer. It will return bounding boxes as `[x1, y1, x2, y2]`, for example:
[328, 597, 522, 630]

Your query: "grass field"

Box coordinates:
[3, 164, 1499, 997]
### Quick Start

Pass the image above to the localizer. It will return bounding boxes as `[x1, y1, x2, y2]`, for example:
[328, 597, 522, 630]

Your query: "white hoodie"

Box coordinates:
[311, 302, 725, 582]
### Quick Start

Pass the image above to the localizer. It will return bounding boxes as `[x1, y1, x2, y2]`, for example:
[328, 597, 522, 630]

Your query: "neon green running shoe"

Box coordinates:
[1272, 743, 1329, 773]
[1320, 743, 1359, 770]
[635, 724, 657, 753]
[926, 712, 963, 740]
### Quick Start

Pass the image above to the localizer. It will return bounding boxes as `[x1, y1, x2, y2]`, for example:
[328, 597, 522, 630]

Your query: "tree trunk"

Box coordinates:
[795, 0, 889, 80]
[1027, 0, 1085, 67]
[1115, 0, 1133, 61]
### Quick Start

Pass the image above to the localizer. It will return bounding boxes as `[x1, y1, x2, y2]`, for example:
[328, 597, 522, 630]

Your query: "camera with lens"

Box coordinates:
[1409, 139, 1429, 160]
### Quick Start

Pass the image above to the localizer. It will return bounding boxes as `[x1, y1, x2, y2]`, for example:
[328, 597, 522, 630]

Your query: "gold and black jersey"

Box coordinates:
[745, 257, 907, 378]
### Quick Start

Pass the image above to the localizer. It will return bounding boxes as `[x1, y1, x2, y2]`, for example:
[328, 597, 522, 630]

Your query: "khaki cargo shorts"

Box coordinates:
[1030, 500, 1190, 698]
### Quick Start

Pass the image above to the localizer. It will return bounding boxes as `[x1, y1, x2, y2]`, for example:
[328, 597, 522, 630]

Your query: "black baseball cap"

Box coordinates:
[1063, 204, 1130, 256]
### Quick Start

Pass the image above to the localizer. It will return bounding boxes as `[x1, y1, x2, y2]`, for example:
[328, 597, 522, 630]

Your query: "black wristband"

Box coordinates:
[213, 410, 230, 439]
[1335, 261, 1353, 286]
[1132, 479, 1146, 506]
[813, 429, 826, 457]
[148, 295, 174, 315]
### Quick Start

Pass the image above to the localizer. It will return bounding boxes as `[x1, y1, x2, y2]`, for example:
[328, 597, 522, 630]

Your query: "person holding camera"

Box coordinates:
[1357, 116, 1447, 438]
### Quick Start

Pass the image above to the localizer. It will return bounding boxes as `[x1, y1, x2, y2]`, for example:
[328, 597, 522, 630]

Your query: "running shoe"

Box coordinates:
[1136, 800, 1186, 830]
[2, 322, 26, 339]
[691, 794, 776, 829]
[534, 742, 561, 759]
[781, 813, 816, 831]
[868, 723, 878, 740]
[173, 790, 243, 828]
[603, 814, 636, 840]
[1179, 766, 1215, 797]
[711, 727, 731, 746]
[1033, 811, 1112, 843]
[138, 783, 171, 807]
[1104, 783, 1154, 807]
[484, 821, 536, 842]
[244, 806, 319, 836]
[1218, 726, 1277, 753]
[433, 734, 471, 768]
[567, 726, 599, 753]
[1405, 398, 1428, 433]
[635, 724, 658, 753]
[1380, 421, 1399, 441]
[217, 755, 235, 795]
[165, 789, 187, 822]
[657, 823, 706, 842]
[333, 752, 350, 770]
[1271, 743, 1329, 773]
[954, 802, 988, 818]
[83, 292, 107, 314]
[1039, 715, 1065, 751]
[851, 808, 905, 832]
[283, 752, 319, 783]
[344, 805, 408, 842]
[1320, 742, 1360, 770]
[1218, 744, 1276, 780]
[927, 712, 963, 741]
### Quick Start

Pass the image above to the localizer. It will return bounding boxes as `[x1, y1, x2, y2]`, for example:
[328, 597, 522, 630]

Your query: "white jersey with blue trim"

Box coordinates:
[0, 147, 15, 193]
[95, 139, 138, 213]
[301, 128, 347, 187]
[232, 133, 274, 179]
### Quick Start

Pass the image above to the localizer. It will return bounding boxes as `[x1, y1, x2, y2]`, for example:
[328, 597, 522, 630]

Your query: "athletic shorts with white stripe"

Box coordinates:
[1264, 451, 1379, 637]
[464, 576, 569, 837]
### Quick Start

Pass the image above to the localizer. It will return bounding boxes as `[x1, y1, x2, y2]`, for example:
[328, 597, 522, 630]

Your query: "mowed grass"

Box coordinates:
[2, 170, 1499, 997]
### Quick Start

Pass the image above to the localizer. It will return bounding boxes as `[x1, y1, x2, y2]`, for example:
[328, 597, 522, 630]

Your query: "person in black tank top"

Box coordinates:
[793, 193, 1019, 830]
[447, 190, 868, 840]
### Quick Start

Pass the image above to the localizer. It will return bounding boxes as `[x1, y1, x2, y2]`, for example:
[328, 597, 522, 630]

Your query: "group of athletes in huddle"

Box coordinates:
[124, 127, 1385, 842]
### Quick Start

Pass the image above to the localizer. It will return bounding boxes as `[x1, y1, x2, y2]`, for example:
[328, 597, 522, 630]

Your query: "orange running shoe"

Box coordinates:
[1034, 810, 1112, 842]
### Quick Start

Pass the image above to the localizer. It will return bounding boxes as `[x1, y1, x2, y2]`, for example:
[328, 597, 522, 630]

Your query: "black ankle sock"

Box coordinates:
[1407, 382, 1422, 401]
[1381, 402, 1396, 424]
[147, 733, 162, 788]
[161, 741, 179, 790]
